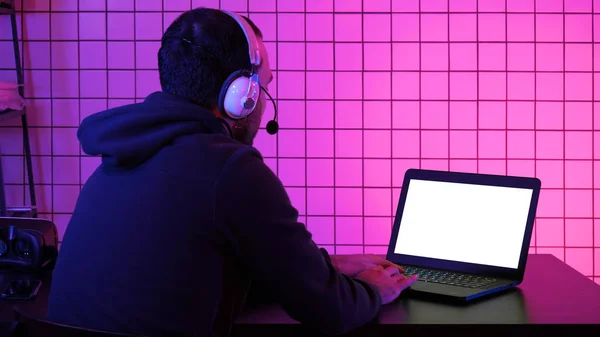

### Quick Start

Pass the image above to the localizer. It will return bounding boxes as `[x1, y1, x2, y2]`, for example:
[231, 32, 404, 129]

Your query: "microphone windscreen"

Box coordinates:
[266, 120, 279, 135]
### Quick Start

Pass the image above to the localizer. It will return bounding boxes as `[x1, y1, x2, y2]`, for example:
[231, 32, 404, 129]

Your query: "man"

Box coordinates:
[47, 7, 418, 337]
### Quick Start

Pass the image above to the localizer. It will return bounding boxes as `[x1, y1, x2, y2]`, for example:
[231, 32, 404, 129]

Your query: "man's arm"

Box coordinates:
[215, 148, 381, 335]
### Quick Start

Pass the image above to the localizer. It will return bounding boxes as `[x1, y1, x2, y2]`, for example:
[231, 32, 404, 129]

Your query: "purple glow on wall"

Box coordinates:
[0, 0, 598, 284]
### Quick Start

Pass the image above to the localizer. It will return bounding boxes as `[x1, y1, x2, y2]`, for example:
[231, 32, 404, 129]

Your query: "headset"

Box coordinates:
[217, 10, 279, 135]
[0, 217, 59, 272]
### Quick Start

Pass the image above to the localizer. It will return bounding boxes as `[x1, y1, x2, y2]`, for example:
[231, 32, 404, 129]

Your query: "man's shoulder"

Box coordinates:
[170, 134, 266, 178]
[217, 142, 264, 175]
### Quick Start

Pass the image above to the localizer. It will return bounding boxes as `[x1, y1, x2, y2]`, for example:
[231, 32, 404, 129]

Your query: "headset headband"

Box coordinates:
[221, 10, 261, 69]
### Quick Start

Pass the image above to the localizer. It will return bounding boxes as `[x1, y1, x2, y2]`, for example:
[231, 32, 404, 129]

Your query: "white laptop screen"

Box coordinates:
[394, 179, 534, 269]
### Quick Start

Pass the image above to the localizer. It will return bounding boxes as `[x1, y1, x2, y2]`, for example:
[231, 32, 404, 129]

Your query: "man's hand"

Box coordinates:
[356, 265, 419, 305]
[330, 254, 404, 277]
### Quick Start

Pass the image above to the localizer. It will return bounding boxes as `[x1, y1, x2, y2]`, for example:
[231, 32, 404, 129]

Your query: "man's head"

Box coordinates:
[158, 8, 273, 145]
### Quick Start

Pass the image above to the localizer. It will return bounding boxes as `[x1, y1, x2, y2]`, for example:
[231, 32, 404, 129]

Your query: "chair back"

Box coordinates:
[10, 306, 145, 337]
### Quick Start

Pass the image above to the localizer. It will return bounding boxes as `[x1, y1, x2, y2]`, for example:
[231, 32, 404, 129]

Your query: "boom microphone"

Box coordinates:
[261, 87, 279, 135]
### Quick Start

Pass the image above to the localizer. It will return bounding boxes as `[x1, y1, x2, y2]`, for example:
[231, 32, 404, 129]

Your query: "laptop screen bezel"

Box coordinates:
[385, 168, 541, 281]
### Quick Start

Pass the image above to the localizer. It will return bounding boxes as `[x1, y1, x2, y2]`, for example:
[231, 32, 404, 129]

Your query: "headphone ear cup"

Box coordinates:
[219, 70, 260, 120]
[12, 230, 43, 269]
[219, 70, 246, 119]
[227, 76, 253, 119]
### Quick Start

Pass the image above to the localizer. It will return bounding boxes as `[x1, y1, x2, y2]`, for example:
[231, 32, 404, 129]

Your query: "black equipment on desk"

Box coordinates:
[1, 279, 42, 300]
[0, 217, 58, 272]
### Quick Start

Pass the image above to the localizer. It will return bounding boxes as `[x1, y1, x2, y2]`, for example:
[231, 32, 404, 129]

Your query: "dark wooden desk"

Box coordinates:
[234, 254, 600, 336]
[0, 254, 598, 337]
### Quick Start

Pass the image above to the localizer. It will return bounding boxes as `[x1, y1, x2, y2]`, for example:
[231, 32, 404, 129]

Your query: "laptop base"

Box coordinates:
[406, 279, 519, 302]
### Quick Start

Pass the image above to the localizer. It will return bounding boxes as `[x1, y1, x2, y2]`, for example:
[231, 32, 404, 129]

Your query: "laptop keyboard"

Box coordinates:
[403, 266, 497, 289]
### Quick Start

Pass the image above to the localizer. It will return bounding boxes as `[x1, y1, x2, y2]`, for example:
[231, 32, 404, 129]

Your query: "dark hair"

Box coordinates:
[158, 8, 263, 110]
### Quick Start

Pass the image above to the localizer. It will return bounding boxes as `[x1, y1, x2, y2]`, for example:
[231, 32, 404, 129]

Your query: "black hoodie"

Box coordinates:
[47, 92, 381, 337]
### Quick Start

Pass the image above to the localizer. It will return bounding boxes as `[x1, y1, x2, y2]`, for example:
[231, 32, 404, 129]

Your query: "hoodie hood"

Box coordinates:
[78, 91, 232, 170]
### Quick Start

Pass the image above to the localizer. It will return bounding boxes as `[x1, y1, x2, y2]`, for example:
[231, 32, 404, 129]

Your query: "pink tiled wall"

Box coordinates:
[0, 0, 598, 283]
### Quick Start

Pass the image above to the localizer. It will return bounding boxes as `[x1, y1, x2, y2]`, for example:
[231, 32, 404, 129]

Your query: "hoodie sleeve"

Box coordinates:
[215, 148, 382, 336]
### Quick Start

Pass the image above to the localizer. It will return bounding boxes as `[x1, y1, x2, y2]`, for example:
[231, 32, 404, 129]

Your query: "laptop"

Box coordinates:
[386, 168, 541, 302]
